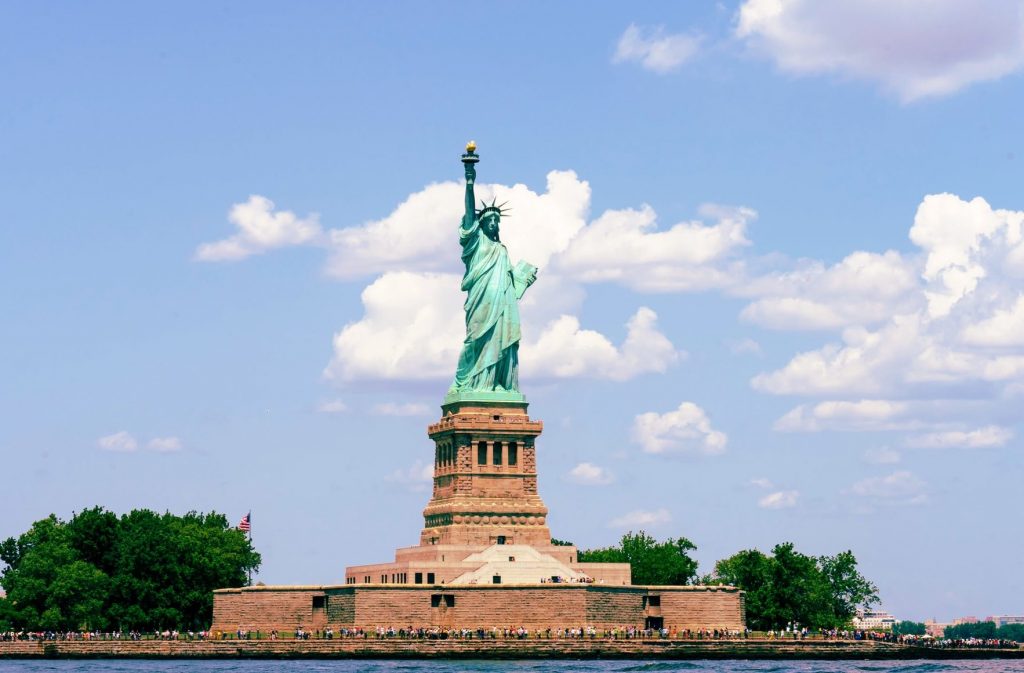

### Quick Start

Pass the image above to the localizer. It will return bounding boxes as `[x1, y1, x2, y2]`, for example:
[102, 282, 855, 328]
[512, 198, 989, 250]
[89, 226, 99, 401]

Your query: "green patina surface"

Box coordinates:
[448, 144, 537, 401]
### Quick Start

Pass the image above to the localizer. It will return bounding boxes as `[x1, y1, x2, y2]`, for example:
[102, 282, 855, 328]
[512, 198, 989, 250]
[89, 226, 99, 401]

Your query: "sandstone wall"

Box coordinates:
[213, 584, 745, 632]
[585, 587, 645, 627]
[326, 591, 355, 624]
[659, 587, 744, 630]
[212, 587, 326, 631]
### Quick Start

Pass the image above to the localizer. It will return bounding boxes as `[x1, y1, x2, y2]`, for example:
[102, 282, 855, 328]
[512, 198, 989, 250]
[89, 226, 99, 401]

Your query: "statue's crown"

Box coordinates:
[476, 197, 511, 219]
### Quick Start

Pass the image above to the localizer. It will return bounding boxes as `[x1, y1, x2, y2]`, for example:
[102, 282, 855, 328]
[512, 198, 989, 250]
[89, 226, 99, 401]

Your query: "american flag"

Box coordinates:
[237, 512, 251, 533]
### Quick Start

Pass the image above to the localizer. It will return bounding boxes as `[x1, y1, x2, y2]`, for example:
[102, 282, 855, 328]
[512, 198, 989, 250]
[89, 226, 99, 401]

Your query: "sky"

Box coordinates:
[2, 1, 1023, 623]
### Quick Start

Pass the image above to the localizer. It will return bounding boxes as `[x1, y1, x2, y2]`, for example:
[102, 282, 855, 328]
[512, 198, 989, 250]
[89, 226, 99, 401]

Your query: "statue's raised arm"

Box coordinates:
[463, 141, 478, 229]
[448, 143, 537, 402]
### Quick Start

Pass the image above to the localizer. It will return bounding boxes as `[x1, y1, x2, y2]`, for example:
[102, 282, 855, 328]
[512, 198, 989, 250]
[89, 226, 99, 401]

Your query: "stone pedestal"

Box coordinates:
[420, 400, 550, 547]
[344, 397, 631, 587]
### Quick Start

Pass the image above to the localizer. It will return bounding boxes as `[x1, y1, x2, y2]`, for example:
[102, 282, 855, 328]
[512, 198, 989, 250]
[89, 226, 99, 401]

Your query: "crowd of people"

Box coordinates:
[855, 630, 1021, 650]
[2, 626, 1020, 649]
[266, 626, 744, 640]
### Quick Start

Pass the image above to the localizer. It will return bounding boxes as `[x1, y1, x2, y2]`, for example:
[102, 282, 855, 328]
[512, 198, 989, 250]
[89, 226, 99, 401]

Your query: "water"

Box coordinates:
[2, 662, 1023, 673]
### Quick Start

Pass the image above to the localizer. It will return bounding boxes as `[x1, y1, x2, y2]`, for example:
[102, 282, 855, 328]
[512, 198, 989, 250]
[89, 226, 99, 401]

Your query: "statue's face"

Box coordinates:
[482, 213, 500, 240]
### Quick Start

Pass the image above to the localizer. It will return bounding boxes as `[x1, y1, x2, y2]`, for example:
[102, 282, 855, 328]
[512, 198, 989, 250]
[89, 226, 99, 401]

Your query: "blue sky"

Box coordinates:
[3, 1, 1023, 622]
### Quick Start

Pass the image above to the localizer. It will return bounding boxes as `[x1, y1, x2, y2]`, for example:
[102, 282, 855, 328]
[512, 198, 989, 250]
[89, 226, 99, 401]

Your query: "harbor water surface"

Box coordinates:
[2, 660, 1024, 673]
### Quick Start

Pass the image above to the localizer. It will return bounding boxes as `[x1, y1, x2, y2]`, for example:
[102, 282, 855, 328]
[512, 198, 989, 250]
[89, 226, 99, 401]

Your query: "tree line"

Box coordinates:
[944, 621, 1024, 642]
[0, 507, 259, 632]
[573, 531, 879, 630]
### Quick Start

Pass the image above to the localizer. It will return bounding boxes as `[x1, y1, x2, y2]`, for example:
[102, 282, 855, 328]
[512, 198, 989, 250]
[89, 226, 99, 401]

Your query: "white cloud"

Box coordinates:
[633, 401, 727, 455]
[317, 399, 348, 414]
[752, 194, 1024, 414]
[736, 0, 1024, 101]
[750, 477, 774, 489]
[567, 462, 614, 486]
[962, 294, 1024, 346]
[97, 431, 138, 452]
[910, 193, 1024, 318]
[195, 195, 322, 261]
[741, 251, 919, 331]
[758, 490, 799, 509]
[905, 425, 1013, 449]
[372, 402, 431, 417]
[556, 204, 754, 292]
[324, 272, 463, 383]
[754, 315, 1024, 399]
[608, 508, 672, 529]
[752, 316, 924, 397]
[525, 308, 681, 381]
[850, 470, 928, 505]
[864, 447, 902, 465]
[774, 399, 911, 432]
[613, 24, 702, 74]
[385, 460, 434, 492]
[147, 437, 182, 452]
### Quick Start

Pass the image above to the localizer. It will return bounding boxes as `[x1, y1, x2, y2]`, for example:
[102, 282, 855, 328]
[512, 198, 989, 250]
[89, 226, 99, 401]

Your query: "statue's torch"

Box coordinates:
[461, 140, 479, 167]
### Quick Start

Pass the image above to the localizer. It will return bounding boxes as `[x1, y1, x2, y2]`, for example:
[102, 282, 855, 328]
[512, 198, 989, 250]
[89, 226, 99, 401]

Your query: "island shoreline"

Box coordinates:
[1, 639, 1021, 660]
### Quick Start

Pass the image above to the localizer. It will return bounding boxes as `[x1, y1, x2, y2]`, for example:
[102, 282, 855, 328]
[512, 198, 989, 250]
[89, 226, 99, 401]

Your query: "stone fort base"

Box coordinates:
[212, 583, 745, 633]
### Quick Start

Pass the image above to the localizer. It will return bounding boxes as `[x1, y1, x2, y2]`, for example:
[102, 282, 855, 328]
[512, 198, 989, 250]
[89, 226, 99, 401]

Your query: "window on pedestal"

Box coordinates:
[427, 572, 435, 584]
[415, 572, 423, 584]
[493, 441, 503, 465]
[508, 442, 518, 466]
[477, 441, 487, 465]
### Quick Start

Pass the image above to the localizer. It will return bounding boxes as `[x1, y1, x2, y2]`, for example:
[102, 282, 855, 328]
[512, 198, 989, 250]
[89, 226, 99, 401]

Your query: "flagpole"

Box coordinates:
[247, 511, 253, 587]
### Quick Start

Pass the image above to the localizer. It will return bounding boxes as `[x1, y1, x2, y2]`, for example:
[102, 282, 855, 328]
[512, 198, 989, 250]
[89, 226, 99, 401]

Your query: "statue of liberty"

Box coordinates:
[447, 142, 537, 400]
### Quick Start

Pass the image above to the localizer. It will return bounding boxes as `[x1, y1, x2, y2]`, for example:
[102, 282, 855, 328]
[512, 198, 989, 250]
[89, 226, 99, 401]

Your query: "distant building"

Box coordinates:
[924, 620, 949, 637]
[953, 616, 979, 625]
[986, 615, 1024, 627]
[853, 608, 897, 630]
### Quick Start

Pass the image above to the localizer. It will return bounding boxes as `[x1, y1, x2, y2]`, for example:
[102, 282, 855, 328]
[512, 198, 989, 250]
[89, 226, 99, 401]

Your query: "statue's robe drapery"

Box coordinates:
[450, 216, 521, 393]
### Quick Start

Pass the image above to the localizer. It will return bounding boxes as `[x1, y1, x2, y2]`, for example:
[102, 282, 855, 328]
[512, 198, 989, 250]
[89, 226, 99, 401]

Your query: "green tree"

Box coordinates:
[945, 621, 997, 639]
[893, 620, 927, 635]
[998, 623, 1024, 642]
[818, 550, 879, 626]
[710, 542, 877, 630]
[0, 508, 259, 631]
[578, 531, 698, 585]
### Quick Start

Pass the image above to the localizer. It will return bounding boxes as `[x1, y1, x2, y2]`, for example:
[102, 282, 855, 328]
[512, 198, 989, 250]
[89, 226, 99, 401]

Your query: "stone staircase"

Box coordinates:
[450, 544, 589, 584]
